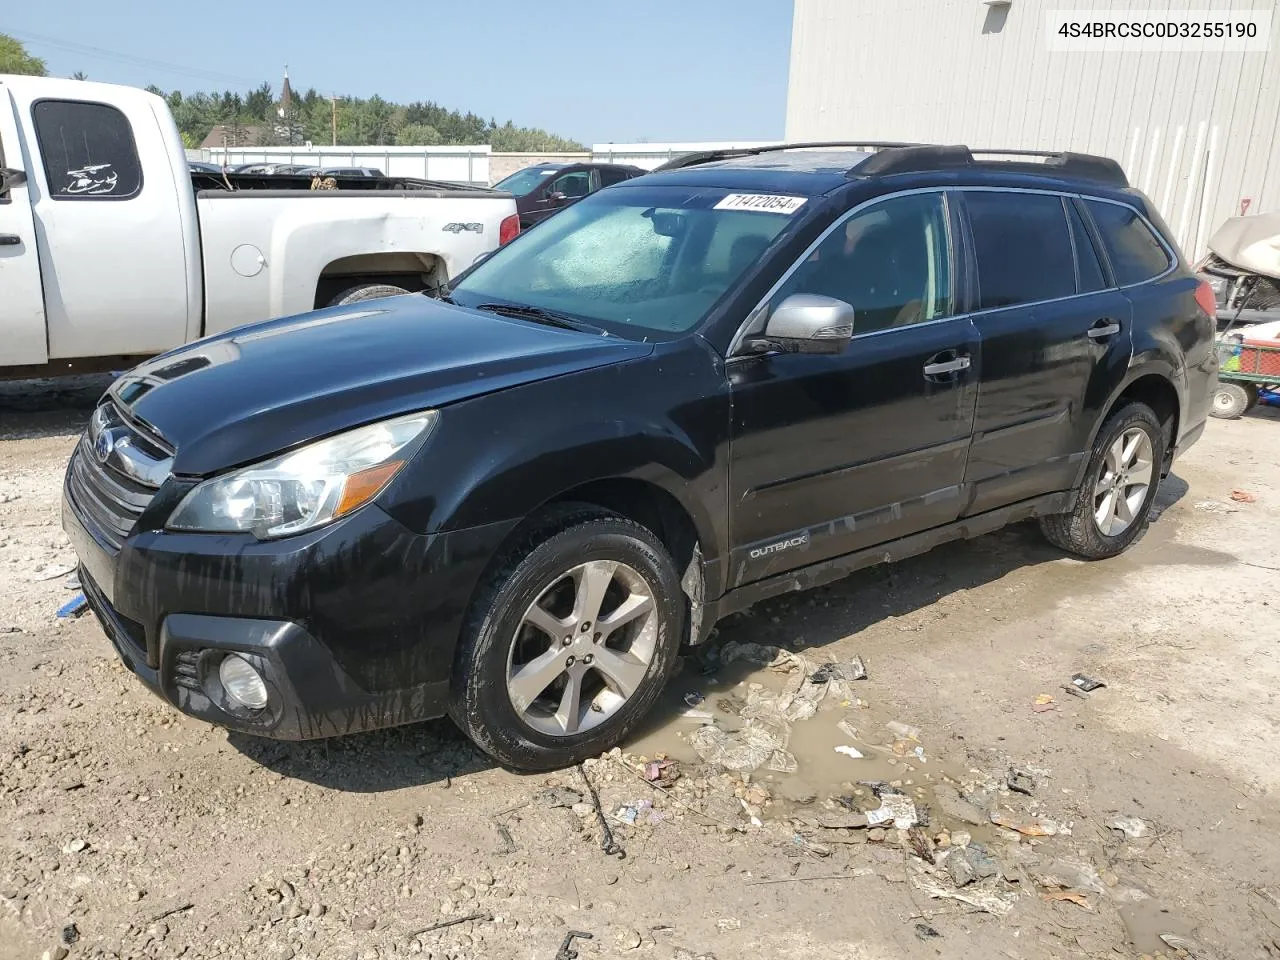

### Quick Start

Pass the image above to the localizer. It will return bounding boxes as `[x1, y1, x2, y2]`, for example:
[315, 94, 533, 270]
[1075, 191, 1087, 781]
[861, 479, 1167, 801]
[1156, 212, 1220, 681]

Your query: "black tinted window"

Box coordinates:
[1068, 200, 1108, 292]
[599, 168, 632, 187]
[551, 171, 592, 198]
[32, 100, 142, 200]
[1085, 200, 1171, 285]
[776, 191, 952, 333]
[967, 193, 1075, 309]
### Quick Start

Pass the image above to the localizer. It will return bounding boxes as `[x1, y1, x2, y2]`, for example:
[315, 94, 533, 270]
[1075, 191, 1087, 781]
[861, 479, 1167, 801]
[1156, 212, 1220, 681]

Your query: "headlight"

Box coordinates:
[167, 411, 437, 538]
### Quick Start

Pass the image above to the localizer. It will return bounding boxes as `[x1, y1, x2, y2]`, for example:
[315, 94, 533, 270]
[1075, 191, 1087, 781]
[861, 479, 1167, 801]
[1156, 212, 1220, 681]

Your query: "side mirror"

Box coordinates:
[548, 191, 567, 202]
[746, 294, 854, 355]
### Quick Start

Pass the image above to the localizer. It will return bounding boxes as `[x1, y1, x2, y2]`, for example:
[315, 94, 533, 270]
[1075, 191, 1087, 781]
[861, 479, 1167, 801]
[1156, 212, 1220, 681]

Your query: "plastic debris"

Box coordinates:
[56, 595, 88, 619]
[33, 564, 77, 582]
[642, 759, 680, 787]
[913, 745, 927, 763]
[719, 641, 788, 669]
[690, 721, 796, 775]
[990, 810, 1066, 837]
[1107, 815, 1148, 839]
[1006, 768, 1035, 795]
[836, 719, 859, 740]
[886, 720, 921, 741]
[682, 691, 705, 707]
[680, 709, 715, 722]
[866, 793, 918, 829]
[1032, 694, 1057, 713]
[1159, 933, 1222, 960]
[1033, 860, 1105, 896]
[1071, 673, 1106, 692]
[809, 656, 867, 684]
[913, 874, 1016, 916]
[1230, 489, 1258, 503]
[834, 745, 865, 759]
[63, 573, 81, 591]
[614, 805, 640, 826]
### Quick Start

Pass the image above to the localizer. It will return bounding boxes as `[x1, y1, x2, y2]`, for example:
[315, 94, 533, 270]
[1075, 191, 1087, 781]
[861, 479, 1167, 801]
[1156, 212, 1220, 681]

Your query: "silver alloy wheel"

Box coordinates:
[1093, 427, 1155, 537]
[506, 560, 658, 737]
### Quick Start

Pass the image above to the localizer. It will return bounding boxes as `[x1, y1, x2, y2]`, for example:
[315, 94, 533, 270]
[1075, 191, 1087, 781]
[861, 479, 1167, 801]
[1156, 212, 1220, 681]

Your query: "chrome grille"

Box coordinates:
[66, 401, 172, 552]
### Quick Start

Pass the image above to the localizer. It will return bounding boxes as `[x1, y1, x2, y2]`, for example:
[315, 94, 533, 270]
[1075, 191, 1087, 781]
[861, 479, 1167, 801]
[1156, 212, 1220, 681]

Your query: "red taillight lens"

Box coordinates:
[499, 214, 520, 246]
[1194, 278, 1217, 319]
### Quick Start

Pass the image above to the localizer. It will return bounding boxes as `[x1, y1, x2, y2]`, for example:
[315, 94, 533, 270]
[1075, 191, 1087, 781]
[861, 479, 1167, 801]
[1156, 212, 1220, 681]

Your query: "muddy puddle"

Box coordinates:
[629, 641, 1002, 842]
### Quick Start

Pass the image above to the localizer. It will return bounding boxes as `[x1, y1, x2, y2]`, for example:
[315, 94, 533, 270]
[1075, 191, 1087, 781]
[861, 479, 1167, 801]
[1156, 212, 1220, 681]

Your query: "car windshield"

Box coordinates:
[493, 166, 561, 195]
[449, 185, 802, 340]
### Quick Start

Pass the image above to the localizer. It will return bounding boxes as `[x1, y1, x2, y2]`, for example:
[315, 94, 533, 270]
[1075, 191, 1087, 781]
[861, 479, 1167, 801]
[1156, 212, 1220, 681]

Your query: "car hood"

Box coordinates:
[110, 295, 652, 476]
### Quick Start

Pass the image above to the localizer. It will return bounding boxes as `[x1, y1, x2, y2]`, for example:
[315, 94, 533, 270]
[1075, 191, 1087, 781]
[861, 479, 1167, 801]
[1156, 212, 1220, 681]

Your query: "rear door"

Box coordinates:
[728, 190, 980, 587]
[0, 85, 48, 367]
[960, 189, 1133, 514]
[19, 91, 190, 360]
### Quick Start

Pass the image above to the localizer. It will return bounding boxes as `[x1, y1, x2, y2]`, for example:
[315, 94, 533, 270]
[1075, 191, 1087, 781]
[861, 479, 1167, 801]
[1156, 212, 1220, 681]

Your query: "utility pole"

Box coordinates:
[330, 95, 339, 146]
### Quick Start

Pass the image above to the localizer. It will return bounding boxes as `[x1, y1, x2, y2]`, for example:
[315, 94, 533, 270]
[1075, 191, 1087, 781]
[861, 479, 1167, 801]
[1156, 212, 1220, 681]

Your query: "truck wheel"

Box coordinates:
[328, 283, 411, 306]
[450, 507, 684, 772]
[1211, 383, 1252, 419]
[1039, 402, 1165, 560]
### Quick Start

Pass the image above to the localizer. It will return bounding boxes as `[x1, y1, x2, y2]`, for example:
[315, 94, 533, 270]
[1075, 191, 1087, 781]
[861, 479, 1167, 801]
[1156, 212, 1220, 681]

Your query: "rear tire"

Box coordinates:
[450, 507, 685, 772]
[1039, 402, 1165, 560]
[328, 283, 411, 307]
[1211, 382, 1255, 419]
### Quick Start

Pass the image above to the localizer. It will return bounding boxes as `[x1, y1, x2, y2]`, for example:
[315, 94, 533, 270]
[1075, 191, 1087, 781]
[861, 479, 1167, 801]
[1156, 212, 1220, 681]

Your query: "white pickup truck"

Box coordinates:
[0, 75, 519, 378]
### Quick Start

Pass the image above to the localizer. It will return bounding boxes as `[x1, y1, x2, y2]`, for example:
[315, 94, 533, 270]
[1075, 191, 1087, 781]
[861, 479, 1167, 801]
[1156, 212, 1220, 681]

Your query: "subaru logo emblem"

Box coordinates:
[93, 429, 115, 462]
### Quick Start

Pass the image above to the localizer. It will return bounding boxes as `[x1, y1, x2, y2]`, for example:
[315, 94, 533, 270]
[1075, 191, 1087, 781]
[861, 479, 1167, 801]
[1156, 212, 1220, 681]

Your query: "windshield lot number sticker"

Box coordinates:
[714, 193, 808, 214]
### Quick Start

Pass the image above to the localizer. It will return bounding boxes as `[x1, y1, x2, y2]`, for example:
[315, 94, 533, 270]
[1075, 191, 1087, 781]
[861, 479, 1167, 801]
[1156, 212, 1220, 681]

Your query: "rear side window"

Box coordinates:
[1085, 199, 1172, 285]
[967, 192, 1075, 309]
[1067, 200, 1108, 293]
[599, 168, 632, 187]
[32, 100, 142, 200]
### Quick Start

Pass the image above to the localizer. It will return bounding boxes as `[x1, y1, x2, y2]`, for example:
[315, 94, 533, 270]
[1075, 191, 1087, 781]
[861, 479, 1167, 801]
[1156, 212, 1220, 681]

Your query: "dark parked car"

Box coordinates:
[493, 161, 646, 229]
[64, 142, 1216, 771]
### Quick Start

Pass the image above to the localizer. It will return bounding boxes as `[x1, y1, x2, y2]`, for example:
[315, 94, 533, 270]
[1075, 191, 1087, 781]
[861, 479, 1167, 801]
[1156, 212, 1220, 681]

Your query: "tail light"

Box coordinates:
[1194, 278, 1217, 319]
[499, 214, 520, 246]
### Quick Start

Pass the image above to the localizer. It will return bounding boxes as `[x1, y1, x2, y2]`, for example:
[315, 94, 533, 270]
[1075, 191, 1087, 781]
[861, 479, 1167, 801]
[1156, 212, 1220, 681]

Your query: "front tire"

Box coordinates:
[1040, 403, 1165, 560]
[450, 508, 685, 771]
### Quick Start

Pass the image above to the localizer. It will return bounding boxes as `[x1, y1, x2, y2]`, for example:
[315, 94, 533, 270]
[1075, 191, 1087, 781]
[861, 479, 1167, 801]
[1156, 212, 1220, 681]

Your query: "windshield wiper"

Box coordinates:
[475, 302, 606, 335]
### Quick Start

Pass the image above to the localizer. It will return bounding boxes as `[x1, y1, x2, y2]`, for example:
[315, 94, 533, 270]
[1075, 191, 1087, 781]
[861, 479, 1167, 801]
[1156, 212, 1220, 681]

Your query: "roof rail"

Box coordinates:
[851, 145, 1128, 187]
[652, 141, 920, 172]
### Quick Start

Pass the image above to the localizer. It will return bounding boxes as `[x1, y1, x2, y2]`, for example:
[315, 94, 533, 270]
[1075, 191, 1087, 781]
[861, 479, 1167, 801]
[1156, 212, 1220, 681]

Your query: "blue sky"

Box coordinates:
[8, 0, 794, 145]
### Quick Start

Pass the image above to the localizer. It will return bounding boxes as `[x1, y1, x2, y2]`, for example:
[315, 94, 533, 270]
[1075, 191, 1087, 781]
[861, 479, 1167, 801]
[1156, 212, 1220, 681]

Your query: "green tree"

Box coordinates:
[0, 34, 45, 76]
[396, 123, 442, 146]
[72, 70, 88, 81]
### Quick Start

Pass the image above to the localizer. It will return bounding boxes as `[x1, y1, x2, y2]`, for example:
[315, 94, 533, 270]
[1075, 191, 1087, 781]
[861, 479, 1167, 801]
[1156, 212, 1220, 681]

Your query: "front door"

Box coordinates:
[528, 169, 595, 227]
[959, 190, 1134, 515]
[16, 90, 193, 360]
[727, 191, 980, 588]
[0, 87, 48, 367]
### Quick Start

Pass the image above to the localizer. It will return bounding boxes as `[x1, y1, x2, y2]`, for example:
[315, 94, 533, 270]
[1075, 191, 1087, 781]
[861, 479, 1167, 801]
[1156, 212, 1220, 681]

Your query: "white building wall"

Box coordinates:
[591, 142, 781, 169]
[786, 0, 1280, 258]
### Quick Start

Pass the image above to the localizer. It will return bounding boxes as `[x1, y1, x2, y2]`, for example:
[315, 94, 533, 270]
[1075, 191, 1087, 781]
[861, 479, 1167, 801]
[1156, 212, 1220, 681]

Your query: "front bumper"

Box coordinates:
[64, 480, 516, 740]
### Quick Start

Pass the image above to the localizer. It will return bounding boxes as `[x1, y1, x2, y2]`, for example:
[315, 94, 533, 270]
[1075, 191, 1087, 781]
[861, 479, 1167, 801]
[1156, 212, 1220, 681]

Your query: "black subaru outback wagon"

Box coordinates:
[64, 143, 1217, 771]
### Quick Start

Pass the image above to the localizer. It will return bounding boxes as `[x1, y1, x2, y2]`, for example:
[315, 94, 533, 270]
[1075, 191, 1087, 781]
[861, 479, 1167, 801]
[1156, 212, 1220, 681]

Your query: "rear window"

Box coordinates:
[1085, 200, 1172, 285]
[967, 192, 1075, 309]
[32, 99, 142, 200]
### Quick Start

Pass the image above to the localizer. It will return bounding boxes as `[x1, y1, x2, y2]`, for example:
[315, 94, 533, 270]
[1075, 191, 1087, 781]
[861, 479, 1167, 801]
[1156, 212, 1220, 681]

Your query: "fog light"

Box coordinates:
[219, 655, 268, 710]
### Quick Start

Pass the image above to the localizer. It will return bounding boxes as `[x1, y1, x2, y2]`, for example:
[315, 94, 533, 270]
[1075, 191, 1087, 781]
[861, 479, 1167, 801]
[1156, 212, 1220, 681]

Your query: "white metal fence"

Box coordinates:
[195, 146, 492, 186]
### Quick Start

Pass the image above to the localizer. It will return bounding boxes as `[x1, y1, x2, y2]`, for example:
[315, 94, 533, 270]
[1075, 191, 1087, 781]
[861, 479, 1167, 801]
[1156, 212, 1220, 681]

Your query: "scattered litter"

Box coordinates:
[1071, 673, 1106, 692]
[56, 595, 88, 619]
[913, 874, 1016, 916]
[1032, 694, 1057, 713]
[1033, 860, 1105, 896]
[866, 793, 918, 829]
[913, 745, 927, 763]
[719, 641, 787, 668]
[33, 564, 77, 582]
[834, 745, 865, 760]
[682, 691, 705, 707]
[790, 835, 832, 858]
[1006, 768, 1035, 795]
[1042, 889, 1091, 908]
[1160, 932, 1223, 960]
[61, 838, 87, 854]
[809, 656, 867, 683]
[680, 709, 715, 723]
[886, 720, 921, 741]
[946, 843, 998, 886]
[63, 573, 81, 591]
[614, 805, 640, 826]
[836, 719, 859, 740]
[408, 912, 492, 939]
[1107, 815, 1148, 839]
[553, 930, 594, 960]
[907, 827, 935, 864]
[576, 764, 623, 859]
[914, 923, 941, 941]
[1060, 683, 1089, 700]
[535, 787, 583, 809]
[642, 759, 680, 787]
[739, 799, 762, 828]
[1230, 489, 1258, 503]
[60, 924, 79, 946]
[990, 811, 1065, 837]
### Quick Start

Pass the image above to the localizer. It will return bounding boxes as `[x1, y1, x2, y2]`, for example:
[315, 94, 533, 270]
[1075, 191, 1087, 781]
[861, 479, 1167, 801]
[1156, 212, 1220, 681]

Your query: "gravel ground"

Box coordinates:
[2, 381, 1279, 960]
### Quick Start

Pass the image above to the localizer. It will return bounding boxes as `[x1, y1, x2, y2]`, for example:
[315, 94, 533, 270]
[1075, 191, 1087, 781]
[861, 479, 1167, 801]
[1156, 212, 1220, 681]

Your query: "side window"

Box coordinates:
[1067, 200, 1108, 293]
[967, 192, 1075, 309]
[774, 192, 952, 334]
[598, 168, 631, 187]
[550, 171, 592, 199]
[32, 100, 143, 200]
[1085, 199, 1172, 285]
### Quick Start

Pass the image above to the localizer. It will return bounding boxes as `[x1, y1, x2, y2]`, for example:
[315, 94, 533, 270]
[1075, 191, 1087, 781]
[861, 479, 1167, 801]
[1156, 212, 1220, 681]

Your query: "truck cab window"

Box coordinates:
[550, 171, 592, 199]
[32, 100, 143, 200]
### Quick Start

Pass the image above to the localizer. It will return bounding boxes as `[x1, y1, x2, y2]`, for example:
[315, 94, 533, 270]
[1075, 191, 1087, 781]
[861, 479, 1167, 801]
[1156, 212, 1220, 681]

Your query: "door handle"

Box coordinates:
[923, 355, 972, 377]
[0, 234, 22, 246]
[1087, 320, 1122, 340]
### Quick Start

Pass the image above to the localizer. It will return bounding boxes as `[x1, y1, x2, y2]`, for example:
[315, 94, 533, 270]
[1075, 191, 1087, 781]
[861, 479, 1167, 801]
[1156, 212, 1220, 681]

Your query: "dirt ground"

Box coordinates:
[2, 379, 1279, 960]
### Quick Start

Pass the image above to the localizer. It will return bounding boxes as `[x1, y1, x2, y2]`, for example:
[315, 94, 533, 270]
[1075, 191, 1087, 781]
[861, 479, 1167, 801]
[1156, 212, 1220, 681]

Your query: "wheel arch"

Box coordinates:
[1091, 369, 1182, 478]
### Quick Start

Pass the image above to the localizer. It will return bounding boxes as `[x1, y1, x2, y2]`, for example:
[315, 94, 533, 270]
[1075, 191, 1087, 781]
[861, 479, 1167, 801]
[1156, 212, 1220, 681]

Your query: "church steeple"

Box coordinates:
[278, 65, 293, 118]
